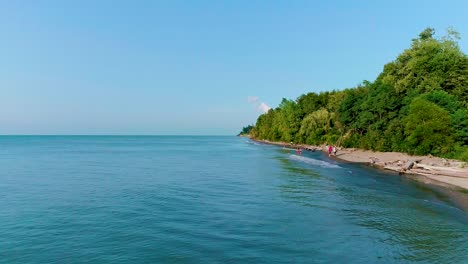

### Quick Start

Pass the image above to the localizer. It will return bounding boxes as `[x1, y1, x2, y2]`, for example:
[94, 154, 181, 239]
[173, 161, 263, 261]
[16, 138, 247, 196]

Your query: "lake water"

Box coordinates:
[0, 136, 466, 263]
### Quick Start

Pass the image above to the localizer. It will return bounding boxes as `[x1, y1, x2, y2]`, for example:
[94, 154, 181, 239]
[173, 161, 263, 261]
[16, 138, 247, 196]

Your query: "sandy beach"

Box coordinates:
[333, 148, 468, 190]
[251, 138, 468, 192]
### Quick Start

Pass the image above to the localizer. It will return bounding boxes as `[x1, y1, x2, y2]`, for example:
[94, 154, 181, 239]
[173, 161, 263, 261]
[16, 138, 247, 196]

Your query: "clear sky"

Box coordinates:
[1, 0, 467, 135]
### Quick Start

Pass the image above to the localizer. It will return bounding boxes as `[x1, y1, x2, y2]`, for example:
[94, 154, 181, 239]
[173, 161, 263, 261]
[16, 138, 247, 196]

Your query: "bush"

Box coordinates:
[403, 98, 454, 155]
[452, 145, 468, 162]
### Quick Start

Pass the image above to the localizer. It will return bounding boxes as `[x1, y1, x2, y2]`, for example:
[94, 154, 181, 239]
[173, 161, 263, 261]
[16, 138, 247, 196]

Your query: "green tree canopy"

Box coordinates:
[244, 27, 468, 161]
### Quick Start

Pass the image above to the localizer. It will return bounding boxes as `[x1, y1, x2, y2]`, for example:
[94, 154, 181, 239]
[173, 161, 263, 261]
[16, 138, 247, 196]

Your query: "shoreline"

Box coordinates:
[248, 137, 468, 192]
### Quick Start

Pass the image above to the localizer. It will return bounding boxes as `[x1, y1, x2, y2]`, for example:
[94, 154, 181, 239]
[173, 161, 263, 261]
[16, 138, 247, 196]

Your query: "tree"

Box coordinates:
[299, 109, 334, 145]
[403, 98, 453, 155]
[275, 98, 301, 142]
[238, 125, 254, 136]
[417, 27, 434, 40]
[246, 27, 467, 161]
[452, 109, 468, 145]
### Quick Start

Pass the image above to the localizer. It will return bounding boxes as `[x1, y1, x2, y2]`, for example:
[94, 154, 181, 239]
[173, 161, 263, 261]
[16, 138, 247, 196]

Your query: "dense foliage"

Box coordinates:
[238, 125, 254, 136]
[245, 28, 468, 161]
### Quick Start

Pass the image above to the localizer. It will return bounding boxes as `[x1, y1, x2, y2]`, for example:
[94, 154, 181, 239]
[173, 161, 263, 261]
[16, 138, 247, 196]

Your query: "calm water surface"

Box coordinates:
[0, 136, 467, 263]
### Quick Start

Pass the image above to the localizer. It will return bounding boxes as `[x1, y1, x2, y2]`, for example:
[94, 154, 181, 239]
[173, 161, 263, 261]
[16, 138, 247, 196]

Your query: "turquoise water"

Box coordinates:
[0, 136, 466, 263]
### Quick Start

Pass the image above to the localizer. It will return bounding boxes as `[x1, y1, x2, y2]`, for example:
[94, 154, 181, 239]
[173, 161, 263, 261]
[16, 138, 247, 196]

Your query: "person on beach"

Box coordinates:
[333, 146, 337, 156]
[328, 145, 333, 157]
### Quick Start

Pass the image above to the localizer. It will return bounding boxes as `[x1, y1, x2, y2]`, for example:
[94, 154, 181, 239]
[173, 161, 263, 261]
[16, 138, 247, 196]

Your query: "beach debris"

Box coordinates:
[414, 163, 434, 171]
[442, 159, 450, 166]
[403, 159, 421, 171]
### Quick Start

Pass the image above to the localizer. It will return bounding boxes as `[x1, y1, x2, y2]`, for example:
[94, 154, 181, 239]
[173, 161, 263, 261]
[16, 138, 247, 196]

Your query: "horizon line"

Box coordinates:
[0, 134, 235, 137]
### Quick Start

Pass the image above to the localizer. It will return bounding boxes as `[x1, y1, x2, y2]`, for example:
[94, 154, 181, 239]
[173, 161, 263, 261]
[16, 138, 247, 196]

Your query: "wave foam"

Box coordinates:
[289, 155, 341, 169]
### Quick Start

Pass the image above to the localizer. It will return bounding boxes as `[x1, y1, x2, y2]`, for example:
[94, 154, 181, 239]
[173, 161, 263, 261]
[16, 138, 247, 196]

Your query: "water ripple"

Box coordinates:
[0, 136, 466, 263]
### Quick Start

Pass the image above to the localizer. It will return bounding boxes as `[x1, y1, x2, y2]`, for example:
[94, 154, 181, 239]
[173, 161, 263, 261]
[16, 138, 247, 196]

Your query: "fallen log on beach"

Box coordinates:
[403, 159, 422, 171]
[413, 163, 465, 172]
[410, 169, 468, 178]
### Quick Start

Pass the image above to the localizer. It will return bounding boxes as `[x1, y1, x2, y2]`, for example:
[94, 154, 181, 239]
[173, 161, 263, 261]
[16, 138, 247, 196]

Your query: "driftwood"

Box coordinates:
[414, 163, 434, 171]
[403, 161, 414, 171]
[413, 163, 467, 174]
[384, 165, 402, 172]
[411, 168, 468, 178]
[369, 157, 379, 164]
[403, 159, 422, 171]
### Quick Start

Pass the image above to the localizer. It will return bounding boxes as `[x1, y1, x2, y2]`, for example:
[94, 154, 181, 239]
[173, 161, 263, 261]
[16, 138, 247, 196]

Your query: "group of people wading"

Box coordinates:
[326, 145, 337, 157]
[288, 142, 337, 157]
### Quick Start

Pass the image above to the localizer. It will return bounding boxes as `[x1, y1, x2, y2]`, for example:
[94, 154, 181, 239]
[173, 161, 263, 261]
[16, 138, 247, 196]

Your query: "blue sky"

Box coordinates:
[1, 0, 467, 135]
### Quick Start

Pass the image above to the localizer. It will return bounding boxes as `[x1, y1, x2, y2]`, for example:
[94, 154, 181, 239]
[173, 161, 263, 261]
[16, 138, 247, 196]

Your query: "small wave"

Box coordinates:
[289, 154, 341, 169]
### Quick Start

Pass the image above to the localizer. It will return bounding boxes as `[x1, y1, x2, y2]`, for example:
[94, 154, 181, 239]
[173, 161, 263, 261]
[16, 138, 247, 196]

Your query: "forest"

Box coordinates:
[240, 28, 468, 161]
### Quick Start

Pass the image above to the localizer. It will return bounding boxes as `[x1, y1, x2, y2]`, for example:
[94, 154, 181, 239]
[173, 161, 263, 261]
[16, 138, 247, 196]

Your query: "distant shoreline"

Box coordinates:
[245, 136, 468, 192]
